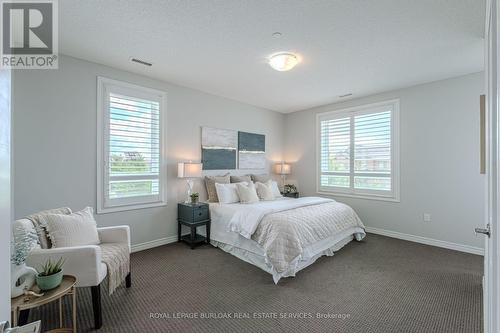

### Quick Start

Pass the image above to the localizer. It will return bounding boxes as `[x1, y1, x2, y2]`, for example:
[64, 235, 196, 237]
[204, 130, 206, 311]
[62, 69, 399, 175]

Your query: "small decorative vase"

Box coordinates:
[36, 269, 64, 291]
[11, 263, 37, 298]
[191, 197, 199, 204]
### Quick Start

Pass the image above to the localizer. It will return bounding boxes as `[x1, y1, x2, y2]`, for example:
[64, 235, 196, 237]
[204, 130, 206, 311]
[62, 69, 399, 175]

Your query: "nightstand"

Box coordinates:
[177, 202, 210, 249]
[282, 192, 299, 198]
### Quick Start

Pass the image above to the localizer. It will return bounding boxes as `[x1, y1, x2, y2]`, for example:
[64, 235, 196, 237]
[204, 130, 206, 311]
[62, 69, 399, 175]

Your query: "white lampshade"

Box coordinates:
[274, 163, 291, 175]
[178, 162, 203, 178]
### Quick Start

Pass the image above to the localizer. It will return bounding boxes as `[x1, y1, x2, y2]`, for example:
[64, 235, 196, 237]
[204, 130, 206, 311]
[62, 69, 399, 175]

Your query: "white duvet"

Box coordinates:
[227, 196, 333, 238]
[225, 197, 366, 280]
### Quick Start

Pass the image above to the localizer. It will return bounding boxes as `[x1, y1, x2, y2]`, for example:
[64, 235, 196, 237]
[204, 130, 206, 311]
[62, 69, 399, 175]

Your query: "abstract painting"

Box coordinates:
[201, 127, 237, 170]
[238, 131, 266, 169]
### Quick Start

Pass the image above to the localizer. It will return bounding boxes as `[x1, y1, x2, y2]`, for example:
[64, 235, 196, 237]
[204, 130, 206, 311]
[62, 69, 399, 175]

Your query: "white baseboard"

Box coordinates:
[131, 228, 485, 256]
[131, 235, 178, 253]
[365, 226, 484, 256]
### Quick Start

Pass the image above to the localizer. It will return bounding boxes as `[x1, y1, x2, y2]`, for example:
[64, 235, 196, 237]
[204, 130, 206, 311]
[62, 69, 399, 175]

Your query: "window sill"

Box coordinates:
[317, 191, 400, 203]
[97, 201, 167, 214]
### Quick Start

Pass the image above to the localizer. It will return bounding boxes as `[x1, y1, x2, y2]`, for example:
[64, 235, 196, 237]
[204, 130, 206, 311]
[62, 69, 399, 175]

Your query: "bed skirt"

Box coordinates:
[211, 227, 365, 283]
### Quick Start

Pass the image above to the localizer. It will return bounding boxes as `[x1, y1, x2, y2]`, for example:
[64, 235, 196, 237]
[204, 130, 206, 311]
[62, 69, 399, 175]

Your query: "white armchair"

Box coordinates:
[13, 218, 131, 329]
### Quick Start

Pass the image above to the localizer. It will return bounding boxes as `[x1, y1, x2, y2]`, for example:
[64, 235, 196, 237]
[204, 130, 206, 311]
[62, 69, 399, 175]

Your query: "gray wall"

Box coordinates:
[13, 55, 285, 246]
[284, 72, 486, 249]
[0, 69, 11, 320]
[12, 55, 485, 251]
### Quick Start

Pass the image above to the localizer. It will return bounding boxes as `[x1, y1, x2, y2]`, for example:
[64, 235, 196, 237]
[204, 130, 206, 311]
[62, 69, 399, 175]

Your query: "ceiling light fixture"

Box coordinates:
[268, 52, 299, 71]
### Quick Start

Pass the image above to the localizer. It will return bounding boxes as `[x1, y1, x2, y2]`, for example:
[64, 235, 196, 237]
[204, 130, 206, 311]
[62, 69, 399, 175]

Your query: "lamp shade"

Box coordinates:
[178, 162, 203, 178]
[274, 163, 291, 175]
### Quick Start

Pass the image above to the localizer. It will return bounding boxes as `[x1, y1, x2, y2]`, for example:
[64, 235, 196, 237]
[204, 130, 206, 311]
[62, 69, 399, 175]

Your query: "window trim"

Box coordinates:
[316, 99, 400, 202]
[97, 76, 167, 214]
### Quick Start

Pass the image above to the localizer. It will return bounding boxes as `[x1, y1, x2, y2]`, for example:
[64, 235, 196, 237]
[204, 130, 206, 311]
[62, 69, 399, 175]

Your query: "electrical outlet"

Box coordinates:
[423, 213, 431, 222]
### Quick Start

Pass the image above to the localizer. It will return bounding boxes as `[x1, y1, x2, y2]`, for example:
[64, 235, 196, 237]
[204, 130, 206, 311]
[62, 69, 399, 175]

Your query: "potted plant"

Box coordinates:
[36, 257, 65, 291]
[190, 192, 199, 204]
[11, 225, 38, 298]
[284, 184, 297, 194]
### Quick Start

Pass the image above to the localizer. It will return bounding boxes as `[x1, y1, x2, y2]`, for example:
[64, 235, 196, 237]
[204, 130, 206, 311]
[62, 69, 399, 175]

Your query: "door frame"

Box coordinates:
[485, 1, 500, 332]
[0, 69, 12, 320]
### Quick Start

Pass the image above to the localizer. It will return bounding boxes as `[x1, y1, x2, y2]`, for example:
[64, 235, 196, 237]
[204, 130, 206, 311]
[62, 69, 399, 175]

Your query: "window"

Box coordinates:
[97, 77, 166, 213]
[317, 99, 399, 201]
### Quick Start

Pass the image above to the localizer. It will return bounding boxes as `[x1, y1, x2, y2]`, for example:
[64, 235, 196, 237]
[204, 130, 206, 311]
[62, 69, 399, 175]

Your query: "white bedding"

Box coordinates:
[210, 197, 366, 283]
[227, 196, 333, 238]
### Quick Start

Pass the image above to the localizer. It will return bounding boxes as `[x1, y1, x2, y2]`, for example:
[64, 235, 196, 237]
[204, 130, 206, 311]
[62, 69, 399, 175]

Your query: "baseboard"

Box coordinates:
[365, 227, 484, 256]
[131, 228, 485, 256]
[131, 235, 178, 253]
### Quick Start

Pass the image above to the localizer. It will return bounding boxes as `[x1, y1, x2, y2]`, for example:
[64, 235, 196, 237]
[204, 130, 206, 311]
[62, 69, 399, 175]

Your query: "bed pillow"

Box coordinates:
[271, 181, 282, 198]
[255, 181, 275, 201]
[205, 174, 230, 202]
[251, 174, 271, 183]
[236, 182, 260, 204]
[215, 182, 246, 204]
[230, 175, 252, 184]
[43, 207, 100, 248]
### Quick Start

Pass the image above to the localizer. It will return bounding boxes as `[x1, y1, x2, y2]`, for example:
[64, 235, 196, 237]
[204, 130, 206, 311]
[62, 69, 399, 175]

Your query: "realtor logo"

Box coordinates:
[1, 0, 58, 69]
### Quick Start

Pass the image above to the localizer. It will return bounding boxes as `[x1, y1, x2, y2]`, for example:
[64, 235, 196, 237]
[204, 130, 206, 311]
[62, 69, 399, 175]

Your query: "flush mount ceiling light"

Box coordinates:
[268, 52, 299, 71]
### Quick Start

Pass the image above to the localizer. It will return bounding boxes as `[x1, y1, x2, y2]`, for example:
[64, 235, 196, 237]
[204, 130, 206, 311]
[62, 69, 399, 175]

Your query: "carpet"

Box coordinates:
[29, 234, 483, 333]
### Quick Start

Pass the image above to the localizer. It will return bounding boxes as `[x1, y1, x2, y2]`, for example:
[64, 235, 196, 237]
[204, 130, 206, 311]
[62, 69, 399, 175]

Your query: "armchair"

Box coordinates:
[13, 218, 131, 329]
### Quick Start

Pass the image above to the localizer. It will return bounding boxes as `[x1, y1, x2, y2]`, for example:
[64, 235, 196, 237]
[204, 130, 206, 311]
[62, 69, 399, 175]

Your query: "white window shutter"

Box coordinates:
[97, 77, 167, 213]
[317, 100, 399, 201]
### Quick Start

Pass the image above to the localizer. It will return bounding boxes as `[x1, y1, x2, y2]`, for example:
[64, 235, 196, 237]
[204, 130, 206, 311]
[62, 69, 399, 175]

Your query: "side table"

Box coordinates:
[11, 275, 77, 333]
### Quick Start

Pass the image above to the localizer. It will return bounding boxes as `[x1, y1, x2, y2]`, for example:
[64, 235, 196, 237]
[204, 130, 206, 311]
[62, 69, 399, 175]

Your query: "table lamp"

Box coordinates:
[274, 162, 291, 189]
[178, 162, 203, 202]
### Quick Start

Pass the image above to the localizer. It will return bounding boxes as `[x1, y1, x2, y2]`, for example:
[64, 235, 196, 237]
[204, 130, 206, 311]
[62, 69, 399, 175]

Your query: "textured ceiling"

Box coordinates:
[59, 0, 485, 113]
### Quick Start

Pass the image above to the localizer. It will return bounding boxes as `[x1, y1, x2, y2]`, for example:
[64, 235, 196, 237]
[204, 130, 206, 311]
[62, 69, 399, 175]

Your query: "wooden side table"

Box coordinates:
[178, 202, 211, 249]
[11, 275, 77, 333]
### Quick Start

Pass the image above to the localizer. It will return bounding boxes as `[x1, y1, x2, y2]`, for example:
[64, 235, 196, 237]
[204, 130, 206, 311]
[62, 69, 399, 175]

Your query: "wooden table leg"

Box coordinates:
[72, 287, 77, 333]
[12, 309, 18, 327]
[59, 297, 63, 328]
[206, 222, 211, 243]
[190, 225, 196, 249]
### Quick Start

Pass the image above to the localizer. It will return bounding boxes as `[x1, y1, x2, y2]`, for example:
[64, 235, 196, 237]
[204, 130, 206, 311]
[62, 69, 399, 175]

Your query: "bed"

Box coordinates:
[209, 196, 365, 283]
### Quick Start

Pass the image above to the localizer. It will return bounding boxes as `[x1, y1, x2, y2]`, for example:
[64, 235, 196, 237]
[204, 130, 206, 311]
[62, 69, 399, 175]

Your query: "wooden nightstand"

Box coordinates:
[177, 202, 211, 249]
[282, 192, 299, 198]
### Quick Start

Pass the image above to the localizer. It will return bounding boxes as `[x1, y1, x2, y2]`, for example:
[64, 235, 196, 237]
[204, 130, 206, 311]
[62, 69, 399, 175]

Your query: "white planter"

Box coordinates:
[11, 263, 37, 298]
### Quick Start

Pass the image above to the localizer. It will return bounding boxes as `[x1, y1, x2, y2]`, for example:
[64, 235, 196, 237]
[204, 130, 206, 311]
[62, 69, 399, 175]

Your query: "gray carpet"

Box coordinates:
[29, 234, 483, 333]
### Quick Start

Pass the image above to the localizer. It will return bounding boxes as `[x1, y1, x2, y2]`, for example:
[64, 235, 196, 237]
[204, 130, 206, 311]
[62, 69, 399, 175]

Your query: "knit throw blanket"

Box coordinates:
[100, 243, 130, 295]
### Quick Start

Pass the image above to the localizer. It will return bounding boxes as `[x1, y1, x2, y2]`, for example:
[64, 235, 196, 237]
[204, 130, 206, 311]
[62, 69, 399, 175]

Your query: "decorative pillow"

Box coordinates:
[26, 207, 72, 249]
[270, 181, 282, 198]
[43, 207, 100, 248]
[204, 174, 230, 202]
[215, 182, 246, 204]
[251, 174, 271, 183]
[236, 182, 260, 204]
[255, 181, 275, 201]
[230, 175, 252, 183]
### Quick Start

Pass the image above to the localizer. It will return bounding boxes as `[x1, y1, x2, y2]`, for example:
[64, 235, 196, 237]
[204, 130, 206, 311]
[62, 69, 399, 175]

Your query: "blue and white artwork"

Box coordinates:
[238, 131, 266, 169]
[201, 127, 237, 170]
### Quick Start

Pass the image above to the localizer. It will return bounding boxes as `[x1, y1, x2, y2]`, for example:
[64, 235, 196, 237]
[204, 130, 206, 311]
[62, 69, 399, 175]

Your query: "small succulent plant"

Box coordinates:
[284, 184, 297, 194]
[37, 257, 65, 276]
[190, 192, 199, 203]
